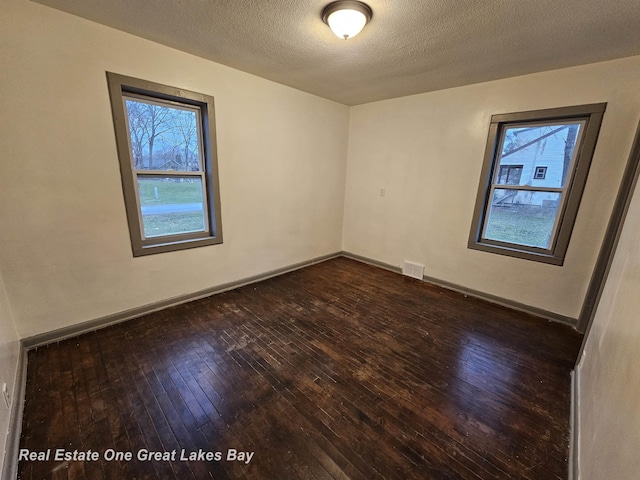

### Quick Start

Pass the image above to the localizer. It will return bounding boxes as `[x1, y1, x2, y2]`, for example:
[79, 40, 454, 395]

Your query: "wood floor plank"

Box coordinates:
[18, 257, 582, 479]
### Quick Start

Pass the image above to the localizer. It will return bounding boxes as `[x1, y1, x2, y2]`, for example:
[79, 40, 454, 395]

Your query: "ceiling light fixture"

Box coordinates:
[322, 1, 372, 40]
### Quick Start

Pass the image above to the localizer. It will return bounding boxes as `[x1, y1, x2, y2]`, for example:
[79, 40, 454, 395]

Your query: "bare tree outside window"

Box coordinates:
[124, 99, 199, 172]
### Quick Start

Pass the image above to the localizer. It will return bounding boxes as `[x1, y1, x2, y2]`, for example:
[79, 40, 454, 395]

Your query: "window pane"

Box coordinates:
[138, 177, 206, 238]
[483, 189, 562, 249]
[498, 122, 584, 188]
[497, 165, 523, 185]
[125, 98, 201, 172]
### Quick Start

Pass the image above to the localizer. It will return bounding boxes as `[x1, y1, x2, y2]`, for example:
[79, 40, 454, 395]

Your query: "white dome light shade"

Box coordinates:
[322, 1, 372, 40]
[327, 9, 367, 39]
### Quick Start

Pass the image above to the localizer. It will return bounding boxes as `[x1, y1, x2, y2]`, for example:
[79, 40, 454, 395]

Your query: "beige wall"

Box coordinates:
[343, 57, 640, 319]
[0, 269, 19, 476]
[576, 160, 640, 479]
[0, 0, 349, 339]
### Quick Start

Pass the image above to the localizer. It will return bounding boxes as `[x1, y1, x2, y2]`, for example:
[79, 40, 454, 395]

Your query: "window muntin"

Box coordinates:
[469, 104, 606, 265]
[107, 73, 223, 256]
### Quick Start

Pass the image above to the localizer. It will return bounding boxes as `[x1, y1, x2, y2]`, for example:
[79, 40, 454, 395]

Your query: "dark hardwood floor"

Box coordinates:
[17, 257, 582, 479]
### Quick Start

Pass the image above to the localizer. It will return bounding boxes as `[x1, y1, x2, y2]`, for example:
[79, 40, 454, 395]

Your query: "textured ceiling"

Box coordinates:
[32, 0, 640, 105]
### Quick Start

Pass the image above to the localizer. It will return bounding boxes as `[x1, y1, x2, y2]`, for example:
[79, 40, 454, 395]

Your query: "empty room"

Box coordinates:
[1, 0, 640, 479]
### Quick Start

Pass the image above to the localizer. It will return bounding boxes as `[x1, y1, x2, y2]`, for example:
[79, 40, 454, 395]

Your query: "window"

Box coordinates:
[469, 103, 605, 265]
[107, 73, 223, 256]
[534, 166, 547, 180]
[498, 165, 523, 185]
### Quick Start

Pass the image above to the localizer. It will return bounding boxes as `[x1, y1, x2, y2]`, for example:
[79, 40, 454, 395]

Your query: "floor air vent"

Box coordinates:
[402, 261, 425, 280]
